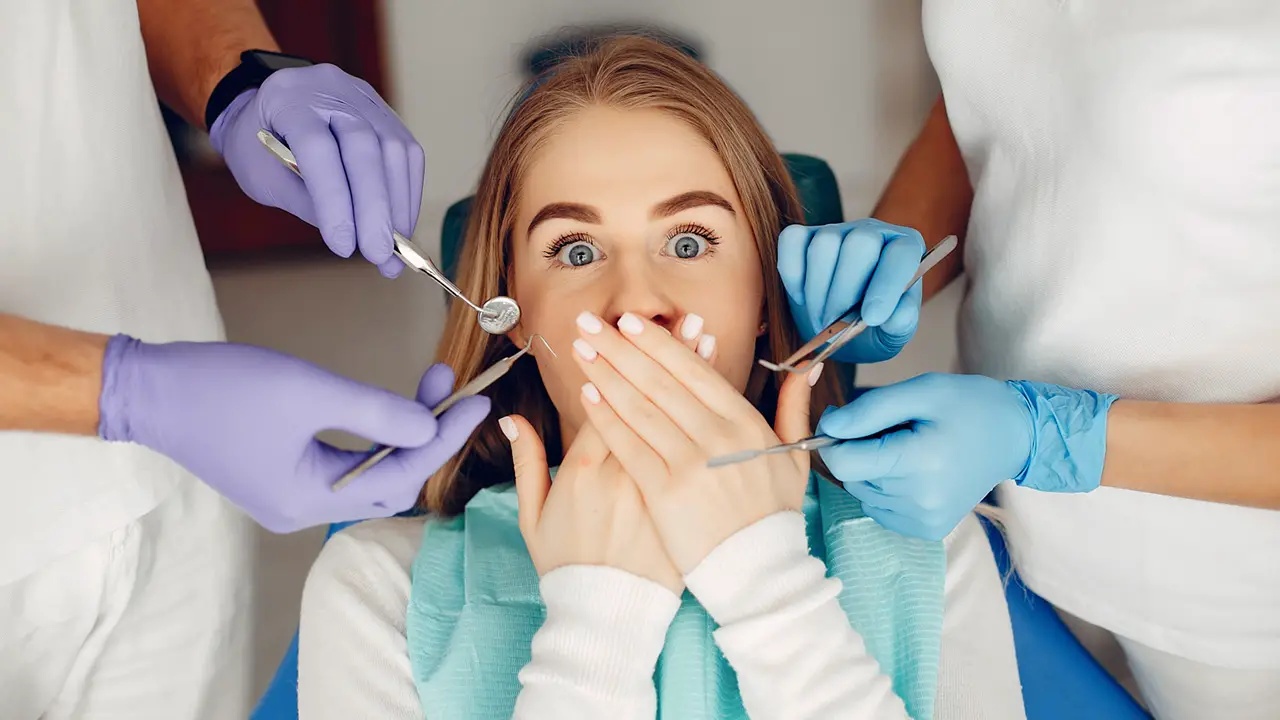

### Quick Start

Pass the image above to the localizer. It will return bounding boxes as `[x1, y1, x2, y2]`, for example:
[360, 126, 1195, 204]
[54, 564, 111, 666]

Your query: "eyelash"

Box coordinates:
[541, 222, 722, 261]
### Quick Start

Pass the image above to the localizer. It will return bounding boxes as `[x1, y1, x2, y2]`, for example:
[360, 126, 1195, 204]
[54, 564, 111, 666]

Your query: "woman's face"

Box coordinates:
[509, 105, 765, 444]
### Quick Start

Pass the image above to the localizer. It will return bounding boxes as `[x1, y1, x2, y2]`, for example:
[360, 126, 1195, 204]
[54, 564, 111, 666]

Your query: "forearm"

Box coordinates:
[1101, 400, 1280, 509]
[137, 0, 279, 129]
[871, 96, 973, 301]
[0, 313, 109, 435]
[686, 512, 909, 720]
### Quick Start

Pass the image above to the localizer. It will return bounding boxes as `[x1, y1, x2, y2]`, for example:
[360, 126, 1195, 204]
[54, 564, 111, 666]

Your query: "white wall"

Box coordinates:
[214, 0, 964, 696]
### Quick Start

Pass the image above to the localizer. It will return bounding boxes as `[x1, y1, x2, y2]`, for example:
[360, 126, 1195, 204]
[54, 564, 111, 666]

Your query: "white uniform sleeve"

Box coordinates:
[297, 518, 426, 720]
[513, 566, 680, 719]
[684, 511, 912, 720]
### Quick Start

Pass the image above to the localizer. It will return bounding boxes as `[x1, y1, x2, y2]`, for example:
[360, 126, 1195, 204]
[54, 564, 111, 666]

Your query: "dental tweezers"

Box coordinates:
[759, 234, 959, 374]
[256, 129, 521, 335]
[331, 335, 553, 491]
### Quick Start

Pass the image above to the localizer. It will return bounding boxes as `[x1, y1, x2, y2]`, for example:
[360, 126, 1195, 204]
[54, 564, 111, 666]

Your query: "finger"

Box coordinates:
[775, 362, 822, 444]
[321, 378, 439, 448]
[275, 113, 358, 257]
[815, 374, 943, 439]
[583, 311, 745, 420]
[876, 279, 923, 343]
[416, 363, 456, 409]
[860, 229, 925, 326]
[775, 362, 823, 475]
[777, 224, 816, 307]
[677, 314, 703, 353]
[342, 395, 490, 510]
[572, 341, 699, 461]
[330, 114, 395, 268]
[842, 479, 914, 515]
[579, 382, 670, 494]
[821, 225, 881, 328]
[804, 224, 846, 332]
[407, 140, 426, 237]
[563, 419, 610, 467]
[505, 414, 550, 537]
[377, 132, 410, 280]
[860, 504, 945, 541]
[816, 428, 914, 485]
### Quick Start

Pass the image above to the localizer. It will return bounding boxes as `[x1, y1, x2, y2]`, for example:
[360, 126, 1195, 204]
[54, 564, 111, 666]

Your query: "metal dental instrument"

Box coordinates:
[706, 434, 842, 469]
[331, 335, 555, 491]
[759, 234, 959, 374]
[256, 129, 521, 335]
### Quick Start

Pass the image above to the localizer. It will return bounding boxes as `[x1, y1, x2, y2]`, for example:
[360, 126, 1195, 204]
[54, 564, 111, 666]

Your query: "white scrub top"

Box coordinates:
[0, 1, 225, 584]
[924, 0, 1280, 668]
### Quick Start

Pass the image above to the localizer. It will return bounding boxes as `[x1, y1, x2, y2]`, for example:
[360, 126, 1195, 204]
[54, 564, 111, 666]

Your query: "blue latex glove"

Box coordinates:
[777, 219, 926, 364]
[210, 64, 425, 278]
[98, 336, 489, 533]
[816, 373, 1119, 540]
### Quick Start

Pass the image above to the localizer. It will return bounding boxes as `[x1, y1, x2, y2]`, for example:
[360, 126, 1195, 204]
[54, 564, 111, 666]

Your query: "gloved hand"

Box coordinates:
[97, 335, 489, 533]
[210, 64, 425, 278]
[777, 219, 926, 364]
[816, 373, 1118, 540]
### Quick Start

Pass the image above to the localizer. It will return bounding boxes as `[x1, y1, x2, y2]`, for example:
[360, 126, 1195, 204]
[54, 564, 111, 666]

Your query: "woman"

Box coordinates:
[779, 3, 1280, 717]
[297, 36, 1024, 719]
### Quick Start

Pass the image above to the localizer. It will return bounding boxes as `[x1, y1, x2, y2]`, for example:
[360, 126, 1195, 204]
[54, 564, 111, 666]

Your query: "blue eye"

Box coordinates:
[556, 240, 601, 267]
[666, 232, 709, 259]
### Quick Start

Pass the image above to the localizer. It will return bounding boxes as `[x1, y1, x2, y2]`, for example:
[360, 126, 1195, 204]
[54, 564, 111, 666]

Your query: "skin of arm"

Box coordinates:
[136, 0, 280, 129]
[870, 95, 973, 301]
[1103, 400, 1280, 510]
[0, 313, 109, 435]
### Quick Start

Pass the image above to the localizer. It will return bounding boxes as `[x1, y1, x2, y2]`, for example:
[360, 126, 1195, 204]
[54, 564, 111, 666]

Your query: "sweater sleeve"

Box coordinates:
[684, 511, 912, 719]
[513, 565, 681, 719]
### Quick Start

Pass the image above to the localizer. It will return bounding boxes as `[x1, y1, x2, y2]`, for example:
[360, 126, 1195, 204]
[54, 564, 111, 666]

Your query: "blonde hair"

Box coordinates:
[425, 34, 843, 515]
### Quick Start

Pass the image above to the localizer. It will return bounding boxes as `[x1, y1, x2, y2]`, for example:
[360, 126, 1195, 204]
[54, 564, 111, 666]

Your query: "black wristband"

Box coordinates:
[203, 50, 316, 130]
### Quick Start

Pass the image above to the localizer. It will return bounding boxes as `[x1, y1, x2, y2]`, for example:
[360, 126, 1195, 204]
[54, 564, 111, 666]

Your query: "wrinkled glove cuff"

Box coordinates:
[98, 334, 143, 443]
[1005, 380, 1119, 493]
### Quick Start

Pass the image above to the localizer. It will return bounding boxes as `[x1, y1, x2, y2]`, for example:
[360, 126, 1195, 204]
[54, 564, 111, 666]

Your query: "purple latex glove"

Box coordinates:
[209, 64, 425, 278]
[97, 335, 489, 533]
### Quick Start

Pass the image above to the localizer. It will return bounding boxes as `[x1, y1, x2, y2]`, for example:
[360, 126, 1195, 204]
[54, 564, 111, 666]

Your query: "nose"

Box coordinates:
[601, 261, 679, 334]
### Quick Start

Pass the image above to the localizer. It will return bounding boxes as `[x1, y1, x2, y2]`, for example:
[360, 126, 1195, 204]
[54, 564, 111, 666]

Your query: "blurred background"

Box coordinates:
[175, 0, 964, 696]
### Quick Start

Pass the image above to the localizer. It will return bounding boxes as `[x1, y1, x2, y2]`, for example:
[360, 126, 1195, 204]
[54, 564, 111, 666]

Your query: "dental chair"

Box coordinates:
[251, 154, 1149, 720]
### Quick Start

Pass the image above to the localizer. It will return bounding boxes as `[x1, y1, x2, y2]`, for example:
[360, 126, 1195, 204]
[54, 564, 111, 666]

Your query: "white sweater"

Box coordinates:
[297, 512, 1025, 719]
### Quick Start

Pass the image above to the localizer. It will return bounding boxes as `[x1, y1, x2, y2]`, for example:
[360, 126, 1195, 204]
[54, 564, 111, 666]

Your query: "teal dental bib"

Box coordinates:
[406, 472, 945, 718]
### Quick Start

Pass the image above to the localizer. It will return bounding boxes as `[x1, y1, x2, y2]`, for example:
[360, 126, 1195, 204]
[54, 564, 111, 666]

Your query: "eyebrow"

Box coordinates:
[526, 190, 736, 236]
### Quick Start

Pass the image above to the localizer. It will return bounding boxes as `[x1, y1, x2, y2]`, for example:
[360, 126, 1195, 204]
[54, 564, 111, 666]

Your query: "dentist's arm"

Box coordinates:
[818, 374, 1280, 541]
[0, 313, 108, 435]
[870, 95, 973, 301]
[136, 0, 278, 130]
[138, 0, 427, 276]
[0, 312, 489, 533]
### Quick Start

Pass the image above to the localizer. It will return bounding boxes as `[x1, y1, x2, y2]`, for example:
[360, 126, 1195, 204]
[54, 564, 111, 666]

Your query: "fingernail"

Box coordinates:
[582, 382, 601, 404]
[498, 416, 518, 441]
[572, 338, 597, 361]
[680, 313, 704, 340]
[576, 311, 603, 334]
[807, 362, 825, 387]
[697, 334, 716, 360]
[618, 313, 644, 335]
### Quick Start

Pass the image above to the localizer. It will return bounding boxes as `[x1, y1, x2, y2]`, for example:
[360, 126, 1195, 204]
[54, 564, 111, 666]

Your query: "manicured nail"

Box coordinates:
[572, 338, 597, 361]
[697, 334, 716, 360]
[680, 313, 704, 340]
[576, 311, 603, 334]
[498, 416, 518, 441]
[582, 382, 601, 404]
[618, 312, 644, 335]
[807, 362, 825, 387]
